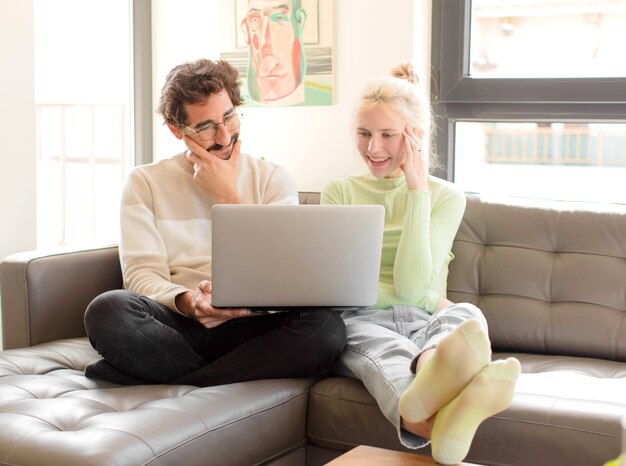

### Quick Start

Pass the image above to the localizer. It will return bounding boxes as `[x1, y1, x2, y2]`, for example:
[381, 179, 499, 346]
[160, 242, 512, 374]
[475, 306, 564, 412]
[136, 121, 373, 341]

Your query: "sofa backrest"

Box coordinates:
[299, 192, 321, 204]
[448, 194, 626, 361]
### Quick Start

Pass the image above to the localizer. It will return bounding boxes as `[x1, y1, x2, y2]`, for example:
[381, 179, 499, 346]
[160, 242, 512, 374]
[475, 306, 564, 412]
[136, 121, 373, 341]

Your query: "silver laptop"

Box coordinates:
[211, 204, 385, 309]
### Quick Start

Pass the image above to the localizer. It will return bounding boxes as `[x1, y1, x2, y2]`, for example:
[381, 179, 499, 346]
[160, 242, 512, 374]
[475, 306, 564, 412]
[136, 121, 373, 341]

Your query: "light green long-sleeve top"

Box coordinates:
[321, 172, 466, 313]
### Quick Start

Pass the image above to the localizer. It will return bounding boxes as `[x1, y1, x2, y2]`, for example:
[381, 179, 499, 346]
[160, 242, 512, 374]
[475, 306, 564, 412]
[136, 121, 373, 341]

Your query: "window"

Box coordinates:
[470, 0, 626, 79]
[431, 0, 626, 204]
[34, 0, 152, 249]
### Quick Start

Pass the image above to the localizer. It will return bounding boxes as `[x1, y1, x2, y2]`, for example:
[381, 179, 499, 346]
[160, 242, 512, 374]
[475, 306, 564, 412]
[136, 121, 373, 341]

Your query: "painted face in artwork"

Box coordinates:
[241, 0, 307, 103]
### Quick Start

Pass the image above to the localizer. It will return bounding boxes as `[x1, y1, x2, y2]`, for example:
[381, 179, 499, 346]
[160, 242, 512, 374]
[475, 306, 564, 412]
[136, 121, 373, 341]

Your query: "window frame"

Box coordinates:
[132, 0, 153, 166]
[430, 0, 626, 181]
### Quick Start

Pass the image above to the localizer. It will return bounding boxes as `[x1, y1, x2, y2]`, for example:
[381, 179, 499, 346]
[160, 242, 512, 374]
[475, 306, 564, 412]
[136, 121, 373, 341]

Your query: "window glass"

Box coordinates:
[470, 0, 626, 78]
[34, 0, 132, 248]
[454, 121, 626, 203]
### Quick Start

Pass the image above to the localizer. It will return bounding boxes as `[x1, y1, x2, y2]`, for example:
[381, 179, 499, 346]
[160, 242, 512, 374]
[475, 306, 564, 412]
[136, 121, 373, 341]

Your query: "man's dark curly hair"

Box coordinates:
[156, 59, 243, 128]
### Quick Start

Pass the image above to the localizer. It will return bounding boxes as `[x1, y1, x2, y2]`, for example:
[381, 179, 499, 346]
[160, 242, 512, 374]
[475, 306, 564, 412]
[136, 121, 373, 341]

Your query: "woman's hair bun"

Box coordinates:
[390, 62, 419, 85]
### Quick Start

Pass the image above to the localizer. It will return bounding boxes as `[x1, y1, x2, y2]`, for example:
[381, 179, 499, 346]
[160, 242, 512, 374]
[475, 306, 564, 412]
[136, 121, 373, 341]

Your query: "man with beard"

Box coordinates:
[83, 58, 345, 386]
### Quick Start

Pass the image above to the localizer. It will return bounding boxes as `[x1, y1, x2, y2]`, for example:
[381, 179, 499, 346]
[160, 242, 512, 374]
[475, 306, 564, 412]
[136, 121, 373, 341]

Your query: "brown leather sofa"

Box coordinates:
[1, 193, 625, 466]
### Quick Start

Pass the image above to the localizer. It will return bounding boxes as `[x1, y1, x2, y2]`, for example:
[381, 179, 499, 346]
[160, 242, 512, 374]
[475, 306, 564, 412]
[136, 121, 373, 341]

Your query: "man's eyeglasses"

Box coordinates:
[183, 113, 243, 141]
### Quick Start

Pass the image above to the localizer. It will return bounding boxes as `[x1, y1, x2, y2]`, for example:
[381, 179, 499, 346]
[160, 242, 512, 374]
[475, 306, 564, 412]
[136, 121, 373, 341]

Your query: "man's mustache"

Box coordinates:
[206, 134, 239, 152]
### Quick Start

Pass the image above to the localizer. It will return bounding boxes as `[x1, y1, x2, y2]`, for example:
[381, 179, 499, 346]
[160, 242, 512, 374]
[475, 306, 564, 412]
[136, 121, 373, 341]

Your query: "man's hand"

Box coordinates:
[400, 125, 429, 192]
[184, 136, 243, 204]
[176, 280, 252, 329]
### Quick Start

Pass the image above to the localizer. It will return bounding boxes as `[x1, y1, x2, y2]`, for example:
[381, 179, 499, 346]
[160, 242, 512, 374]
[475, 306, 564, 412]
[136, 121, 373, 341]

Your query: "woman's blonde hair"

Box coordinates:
[358, 63, 436, 172]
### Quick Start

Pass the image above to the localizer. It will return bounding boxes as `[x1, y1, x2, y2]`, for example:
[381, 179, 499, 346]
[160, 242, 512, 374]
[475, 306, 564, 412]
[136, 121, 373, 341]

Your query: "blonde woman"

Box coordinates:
[322, 63, 520, 465]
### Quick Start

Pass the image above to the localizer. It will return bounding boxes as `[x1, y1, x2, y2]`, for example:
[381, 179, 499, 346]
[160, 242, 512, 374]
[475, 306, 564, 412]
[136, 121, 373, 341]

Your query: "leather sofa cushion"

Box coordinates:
[0, 338, 313, 466]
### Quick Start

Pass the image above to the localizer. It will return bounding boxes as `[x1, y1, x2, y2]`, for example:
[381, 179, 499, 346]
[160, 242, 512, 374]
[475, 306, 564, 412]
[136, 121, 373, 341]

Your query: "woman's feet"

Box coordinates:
[399, 319, 491, 423]
[430, 357, 521, 465]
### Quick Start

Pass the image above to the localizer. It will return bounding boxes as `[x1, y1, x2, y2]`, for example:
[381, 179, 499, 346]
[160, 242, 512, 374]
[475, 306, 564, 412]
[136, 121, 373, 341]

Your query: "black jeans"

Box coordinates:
[84, 290, 346, 386]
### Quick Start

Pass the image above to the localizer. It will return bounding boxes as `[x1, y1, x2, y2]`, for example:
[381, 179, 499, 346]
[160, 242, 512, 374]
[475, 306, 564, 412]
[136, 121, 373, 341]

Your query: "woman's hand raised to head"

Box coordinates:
[401, 125, 429, 192]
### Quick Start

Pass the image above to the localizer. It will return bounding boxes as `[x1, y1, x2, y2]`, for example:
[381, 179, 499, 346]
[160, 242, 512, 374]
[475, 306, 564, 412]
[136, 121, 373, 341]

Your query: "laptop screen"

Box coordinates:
[210, 204, 384, 309]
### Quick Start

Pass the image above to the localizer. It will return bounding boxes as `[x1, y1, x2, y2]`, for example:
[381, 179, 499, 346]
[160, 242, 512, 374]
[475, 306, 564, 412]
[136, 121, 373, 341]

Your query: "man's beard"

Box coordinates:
[206, 133, 239, 157]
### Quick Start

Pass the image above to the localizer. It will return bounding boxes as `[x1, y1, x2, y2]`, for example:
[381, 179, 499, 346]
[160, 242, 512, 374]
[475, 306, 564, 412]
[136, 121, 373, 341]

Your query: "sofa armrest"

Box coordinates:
[1, 246, 122, 349]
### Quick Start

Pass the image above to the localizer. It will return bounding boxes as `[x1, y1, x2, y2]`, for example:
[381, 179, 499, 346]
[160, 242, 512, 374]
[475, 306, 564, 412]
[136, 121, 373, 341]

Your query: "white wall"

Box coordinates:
[0, 0, 37, 349]
[152, 0, 432, 192]
[0, 0, 36, 261]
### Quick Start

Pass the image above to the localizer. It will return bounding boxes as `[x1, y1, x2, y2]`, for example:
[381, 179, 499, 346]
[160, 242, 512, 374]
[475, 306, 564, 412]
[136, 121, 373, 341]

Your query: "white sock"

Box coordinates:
[399, 319, 491, 423]
[431, 357, 521, 465]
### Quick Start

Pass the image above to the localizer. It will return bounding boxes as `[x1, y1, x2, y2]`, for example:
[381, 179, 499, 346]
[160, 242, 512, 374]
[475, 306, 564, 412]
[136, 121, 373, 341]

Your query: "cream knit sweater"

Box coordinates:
[119, 151, 298, 313]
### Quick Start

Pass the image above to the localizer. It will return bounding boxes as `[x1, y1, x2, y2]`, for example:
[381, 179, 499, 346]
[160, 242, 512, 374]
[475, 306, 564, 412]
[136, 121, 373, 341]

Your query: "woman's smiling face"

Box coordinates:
[355, 105, 407, 179]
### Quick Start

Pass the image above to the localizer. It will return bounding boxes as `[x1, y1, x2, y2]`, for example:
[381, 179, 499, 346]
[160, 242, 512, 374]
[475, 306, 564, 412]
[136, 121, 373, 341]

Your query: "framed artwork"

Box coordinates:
[219, 0, 334, 107]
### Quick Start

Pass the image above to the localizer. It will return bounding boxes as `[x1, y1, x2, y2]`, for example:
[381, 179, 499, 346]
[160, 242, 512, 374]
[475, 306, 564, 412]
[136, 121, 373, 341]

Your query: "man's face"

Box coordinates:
[170, 89, 240, 160]
[241, 0, 306, 103]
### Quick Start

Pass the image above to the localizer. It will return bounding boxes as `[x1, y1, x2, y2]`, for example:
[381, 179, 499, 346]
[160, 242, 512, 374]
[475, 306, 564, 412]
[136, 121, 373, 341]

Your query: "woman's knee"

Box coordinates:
[462, 303, 488, 332]
[439, 302, 488, 333]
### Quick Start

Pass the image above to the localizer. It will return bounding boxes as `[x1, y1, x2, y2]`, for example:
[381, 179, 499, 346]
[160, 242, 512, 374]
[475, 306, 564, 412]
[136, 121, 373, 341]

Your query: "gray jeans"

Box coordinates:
[335, 303, 488, 448]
